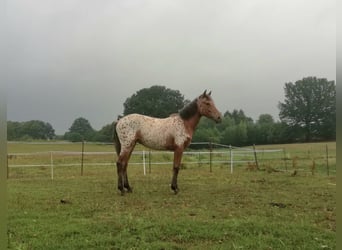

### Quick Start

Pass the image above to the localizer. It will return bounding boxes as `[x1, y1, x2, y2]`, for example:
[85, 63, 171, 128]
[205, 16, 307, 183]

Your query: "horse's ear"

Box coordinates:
[201, 90, 207, 97]
[208, 91, 212, 96]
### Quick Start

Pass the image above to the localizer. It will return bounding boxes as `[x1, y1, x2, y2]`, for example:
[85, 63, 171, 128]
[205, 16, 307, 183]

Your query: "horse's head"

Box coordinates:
[197, 90, 222, 123]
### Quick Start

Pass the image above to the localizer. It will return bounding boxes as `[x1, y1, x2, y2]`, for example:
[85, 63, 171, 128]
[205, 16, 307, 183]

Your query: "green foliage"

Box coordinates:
[123, 85, 188, 118]
[64, 132, 83, 142]
[224, 109, 253, 124]
[93, 123, 114, 142]
[64, 117, 95, 142]
[7, 120, 55, 140]
[254, 114, 276, 145]
[221, 121, 248, 146]
[279, 76, 336, 141]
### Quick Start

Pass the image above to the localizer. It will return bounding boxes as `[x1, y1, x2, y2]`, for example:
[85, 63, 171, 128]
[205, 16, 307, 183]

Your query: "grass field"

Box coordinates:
[7, 142, 336, 249]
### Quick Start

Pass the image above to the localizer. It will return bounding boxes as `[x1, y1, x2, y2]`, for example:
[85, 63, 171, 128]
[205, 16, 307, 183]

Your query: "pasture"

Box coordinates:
[7, 142, 336, 249]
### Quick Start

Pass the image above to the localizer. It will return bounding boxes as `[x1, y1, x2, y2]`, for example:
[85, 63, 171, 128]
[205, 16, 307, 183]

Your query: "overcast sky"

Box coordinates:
[6, 0, 336, 134]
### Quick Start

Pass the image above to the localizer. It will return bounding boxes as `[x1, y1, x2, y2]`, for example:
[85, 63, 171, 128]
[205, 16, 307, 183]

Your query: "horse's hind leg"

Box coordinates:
[117, 146, 134, 195]
[123, 164, 132, 193]
[116, 161, 124, 195]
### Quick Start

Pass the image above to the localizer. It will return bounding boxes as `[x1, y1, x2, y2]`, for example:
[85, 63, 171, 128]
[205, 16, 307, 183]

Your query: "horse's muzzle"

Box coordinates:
[215, 116, 222, 123]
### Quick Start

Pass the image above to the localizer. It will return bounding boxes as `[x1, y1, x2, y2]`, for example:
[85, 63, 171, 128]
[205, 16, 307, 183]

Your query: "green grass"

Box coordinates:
[7, 142, 336, 249]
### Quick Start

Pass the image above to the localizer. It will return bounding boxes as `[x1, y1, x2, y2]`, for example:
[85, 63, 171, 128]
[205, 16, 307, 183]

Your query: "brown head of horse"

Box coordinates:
[113, 90, 222, 195]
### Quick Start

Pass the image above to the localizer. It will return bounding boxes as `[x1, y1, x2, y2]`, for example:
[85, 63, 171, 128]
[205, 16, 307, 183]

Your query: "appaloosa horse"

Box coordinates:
[113, 90, 222, 195]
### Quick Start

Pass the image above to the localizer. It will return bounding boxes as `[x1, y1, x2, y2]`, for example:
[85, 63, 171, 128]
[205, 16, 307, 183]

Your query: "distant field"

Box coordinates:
[7, 141, 336, 249]
[7, 141, 336, 178]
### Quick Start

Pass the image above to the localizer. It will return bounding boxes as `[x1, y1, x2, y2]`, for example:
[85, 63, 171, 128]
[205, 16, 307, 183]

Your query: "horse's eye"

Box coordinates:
[206, 102, 210, 106]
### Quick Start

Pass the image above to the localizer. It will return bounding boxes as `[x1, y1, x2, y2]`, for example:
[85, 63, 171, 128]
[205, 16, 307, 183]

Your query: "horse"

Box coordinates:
[113, 90, 222, 195]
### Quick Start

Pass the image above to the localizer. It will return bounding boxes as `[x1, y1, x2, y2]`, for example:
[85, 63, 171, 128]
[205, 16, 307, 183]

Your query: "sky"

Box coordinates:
[5, 0, 336, 135]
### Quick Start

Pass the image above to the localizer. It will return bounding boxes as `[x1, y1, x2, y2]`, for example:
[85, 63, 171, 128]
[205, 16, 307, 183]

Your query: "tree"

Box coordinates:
[192, 118, 221, 144]
[123, 85, 188, 118]
[255, 114, 275, 144]
[279, 77, 335, 141]
[257, 114, 274, 124]
[7, 120, 55, 140]
[221, 121, 248, 146]
[224, 109, 253, 125]
[7, 121, 21, 140]
[93, 123, 114, 142]
[64, 117, 95, 141]
[22, 120, 55, 140]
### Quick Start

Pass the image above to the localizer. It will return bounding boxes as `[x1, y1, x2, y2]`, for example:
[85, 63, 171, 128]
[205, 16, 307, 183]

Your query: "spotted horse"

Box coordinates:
[113, 90, 222, 195]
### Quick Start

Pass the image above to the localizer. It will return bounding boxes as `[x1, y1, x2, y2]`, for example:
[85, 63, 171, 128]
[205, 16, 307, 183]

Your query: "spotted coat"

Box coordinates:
[116, 113, 191, 154]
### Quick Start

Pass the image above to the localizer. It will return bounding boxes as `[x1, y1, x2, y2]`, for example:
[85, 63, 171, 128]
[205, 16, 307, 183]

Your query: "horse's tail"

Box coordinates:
[113, 122, 121, 156]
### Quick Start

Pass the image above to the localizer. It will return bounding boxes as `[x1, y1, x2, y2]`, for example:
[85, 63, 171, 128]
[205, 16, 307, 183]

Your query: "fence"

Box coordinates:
[7, 141, 335, 179]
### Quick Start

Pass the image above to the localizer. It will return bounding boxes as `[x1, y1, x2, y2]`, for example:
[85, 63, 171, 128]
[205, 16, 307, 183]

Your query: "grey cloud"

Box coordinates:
[6, 0, 336, 134]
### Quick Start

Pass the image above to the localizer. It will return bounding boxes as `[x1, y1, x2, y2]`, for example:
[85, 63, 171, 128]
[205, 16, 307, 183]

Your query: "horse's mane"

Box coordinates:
[179, 99, 198, 120]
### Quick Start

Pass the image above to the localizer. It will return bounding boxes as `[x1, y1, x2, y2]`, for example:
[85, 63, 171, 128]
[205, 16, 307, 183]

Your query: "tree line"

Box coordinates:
[7, 77, 336, 145]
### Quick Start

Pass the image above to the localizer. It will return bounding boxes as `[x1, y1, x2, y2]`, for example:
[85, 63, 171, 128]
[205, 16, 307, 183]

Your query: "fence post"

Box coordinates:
[143, 150, 146, 175]
[253, 144, 259, 170]
[209, 141, 212, 172]
[50, 152, 54, 180]
[81, 140, 84, 176]
[326, 144, 329, 176]
[230, 145, 233, 174]
[283, 148, 287, 171]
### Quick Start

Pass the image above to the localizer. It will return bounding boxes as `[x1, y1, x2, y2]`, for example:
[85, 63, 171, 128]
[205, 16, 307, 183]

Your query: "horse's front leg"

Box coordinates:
[171, 148, 183, 194]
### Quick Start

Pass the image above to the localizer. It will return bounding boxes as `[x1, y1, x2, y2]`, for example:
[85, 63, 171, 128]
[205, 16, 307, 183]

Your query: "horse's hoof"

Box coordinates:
[126, 187, 133, 193]
[171, 186, 179, 194]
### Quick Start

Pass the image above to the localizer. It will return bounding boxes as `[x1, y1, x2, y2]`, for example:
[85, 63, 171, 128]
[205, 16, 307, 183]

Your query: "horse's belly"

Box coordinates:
[138, 129, 172, 150]
[139, 127, 189, 151]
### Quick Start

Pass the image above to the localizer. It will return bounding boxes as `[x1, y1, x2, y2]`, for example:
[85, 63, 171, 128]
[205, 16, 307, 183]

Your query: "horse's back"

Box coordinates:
[117, 113, 162, 130]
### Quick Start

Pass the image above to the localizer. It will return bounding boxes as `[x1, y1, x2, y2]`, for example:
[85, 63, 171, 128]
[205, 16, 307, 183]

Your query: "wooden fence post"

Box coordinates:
[283, 148, 287, 171]
[253, 144, 259, 170]
[326, 144, 329, 176]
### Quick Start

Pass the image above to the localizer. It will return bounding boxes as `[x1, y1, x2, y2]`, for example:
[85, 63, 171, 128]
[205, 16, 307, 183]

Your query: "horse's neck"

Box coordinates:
[183, 112, 202, 135]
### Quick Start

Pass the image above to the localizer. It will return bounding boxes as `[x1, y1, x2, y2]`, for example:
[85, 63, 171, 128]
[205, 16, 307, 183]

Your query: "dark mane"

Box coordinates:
[179, 99, 198, 120]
